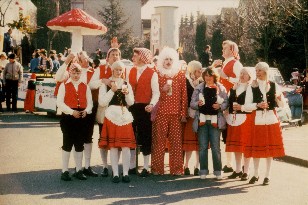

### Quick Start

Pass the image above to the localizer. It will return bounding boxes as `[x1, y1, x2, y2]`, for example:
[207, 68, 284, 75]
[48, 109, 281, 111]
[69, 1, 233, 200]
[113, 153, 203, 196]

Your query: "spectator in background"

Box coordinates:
[39, 49, 53, 74]
[285, 71, 303, 124]
[3, 53, 23, 112]
[3, 29, 13, 55]
[50, 55, 60, 75]
[57, 53, 65, 66]
[0, 52, 9, 73]
[24, 73, 36, 113]
[200, 45, 212, 68]
[95, 48, 104, 60]
[30, 53, 40, 73]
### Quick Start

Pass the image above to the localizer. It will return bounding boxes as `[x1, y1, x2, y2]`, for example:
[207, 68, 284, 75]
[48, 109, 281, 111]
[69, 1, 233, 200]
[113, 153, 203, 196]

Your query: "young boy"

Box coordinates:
[57, 63, 93, 181]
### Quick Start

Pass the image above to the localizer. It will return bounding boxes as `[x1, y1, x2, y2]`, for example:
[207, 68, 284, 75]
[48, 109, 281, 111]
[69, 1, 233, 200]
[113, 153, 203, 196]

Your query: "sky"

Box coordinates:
[141, 0, 240, 19]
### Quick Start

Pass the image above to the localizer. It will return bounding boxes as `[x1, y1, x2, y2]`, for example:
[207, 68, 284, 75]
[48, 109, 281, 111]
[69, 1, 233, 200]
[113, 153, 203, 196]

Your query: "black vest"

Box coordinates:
[252, 81, 277, 110]
[107, 85, 127, 106]
[199, 86, 218, 115]
[228, 88, 248, 114]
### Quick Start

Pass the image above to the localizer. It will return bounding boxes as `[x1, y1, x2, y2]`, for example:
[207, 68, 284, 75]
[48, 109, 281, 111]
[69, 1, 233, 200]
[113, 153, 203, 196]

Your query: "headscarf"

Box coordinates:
[133, 48, 152, 64]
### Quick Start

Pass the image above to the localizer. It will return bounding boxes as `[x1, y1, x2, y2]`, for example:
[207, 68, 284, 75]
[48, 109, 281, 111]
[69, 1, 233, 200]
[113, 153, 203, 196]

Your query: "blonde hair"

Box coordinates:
[187, 60, 202, 74]
[223, 40, 240, 60]
[111, 60, 125, 71]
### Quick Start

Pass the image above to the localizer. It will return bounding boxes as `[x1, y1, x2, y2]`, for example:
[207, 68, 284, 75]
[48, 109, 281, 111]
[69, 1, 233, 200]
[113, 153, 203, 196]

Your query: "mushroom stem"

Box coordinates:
[71, 29, 83, 53]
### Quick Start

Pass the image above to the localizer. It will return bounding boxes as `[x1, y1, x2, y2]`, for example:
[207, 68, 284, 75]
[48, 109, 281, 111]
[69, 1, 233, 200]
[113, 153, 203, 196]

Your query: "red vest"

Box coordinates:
[99, 64, 112, 79]
[222, 59, 237, 78]
[129, 67, 154, 104]
[86, 67, 95, 84]
[64, 82, 87, 109]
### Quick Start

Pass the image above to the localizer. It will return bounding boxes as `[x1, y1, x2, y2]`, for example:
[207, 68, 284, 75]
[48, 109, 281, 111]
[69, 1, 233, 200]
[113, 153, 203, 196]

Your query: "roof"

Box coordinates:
[46, 8, 107, 35]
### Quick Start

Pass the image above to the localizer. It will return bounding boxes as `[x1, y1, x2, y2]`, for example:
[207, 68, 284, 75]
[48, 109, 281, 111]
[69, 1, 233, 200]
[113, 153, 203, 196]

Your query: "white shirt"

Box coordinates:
[88, 63, 110, 89]
[217, 57, 243, 83]
[57, 79, 93, 115]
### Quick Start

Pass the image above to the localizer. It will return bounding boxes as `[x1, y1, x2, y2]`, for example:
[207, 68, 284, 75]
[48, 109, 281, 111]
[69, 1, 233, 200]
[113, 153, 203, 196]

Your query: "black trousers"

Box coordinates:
[129, 103, 152, 156]
[60, 113, 89, 152]
[5, 79, 18, 111]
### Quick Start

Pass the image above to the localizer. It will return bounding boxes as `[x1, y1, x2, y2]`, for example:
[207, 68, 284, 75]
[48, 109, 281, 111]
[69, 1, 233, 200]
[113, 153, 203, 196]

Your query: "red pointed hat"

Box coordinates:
[47, 8, 107, 35]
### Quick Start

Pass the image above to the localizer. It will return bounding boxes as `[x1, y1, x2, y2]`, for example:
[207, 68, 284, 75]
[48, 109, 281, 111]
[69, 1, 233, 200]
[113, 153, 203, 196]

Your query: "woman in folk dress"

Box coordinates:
[244, 62, 285, 185]
[98, 60, 136, 183]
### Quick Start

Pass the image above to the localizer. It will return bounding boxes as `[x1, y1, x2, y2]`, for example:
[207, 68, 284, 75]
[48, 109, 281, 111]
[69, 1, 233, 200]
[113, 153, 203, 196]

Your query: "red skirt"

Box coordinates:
[98, 118, 136, 149]
[244, 111, 285, 158]
[24, 90, 35, 112]
[226, 114, 252, 153]
[182, 117, 198, 151]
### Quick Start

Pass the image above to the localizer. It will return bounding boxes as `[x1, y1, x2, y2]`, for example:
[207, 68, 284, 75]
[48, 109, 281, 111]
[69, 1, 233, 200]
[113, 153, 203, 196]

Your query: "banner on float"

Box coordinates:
[35, 78, 57, 112]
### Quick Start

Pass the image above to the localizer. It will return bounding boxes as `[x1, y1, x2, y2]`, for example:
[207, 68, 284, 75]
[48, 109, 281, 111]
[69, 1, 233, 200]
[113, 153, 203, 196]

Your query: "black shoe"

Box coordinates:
[222, 165, 234, 173]
[101, 168, 109, 177]
[194, 168, 199, 176]
[83, 167, 98, 177]
[128, 167, 137, 175]
[249, 176, 259, 184]
[184, 167, 190, 175]
[241, 173, 249, 181]
[228, 171, 243, 179]
[122, 175, 131, 183]
[112, 176, 120, 183]
[73, 170, 87, 180]
[263, 177, 270, 185]
[139, 168, 150, 177]
[61, 171, 72, 181]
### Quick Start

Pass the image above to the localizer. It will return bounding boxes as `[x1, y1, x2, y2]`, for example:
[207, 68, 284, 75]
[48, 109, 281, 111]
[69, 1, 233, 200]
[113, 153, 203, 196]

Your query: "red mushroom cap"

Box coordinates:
[47, 8, 107, 35]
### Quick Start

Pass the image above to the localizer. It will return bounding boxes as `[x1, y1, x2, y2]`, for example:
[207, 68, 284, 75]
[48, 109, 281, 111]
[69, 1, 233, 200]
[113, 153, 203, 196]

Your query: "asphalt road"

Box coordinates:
[0, 110, 308, 205]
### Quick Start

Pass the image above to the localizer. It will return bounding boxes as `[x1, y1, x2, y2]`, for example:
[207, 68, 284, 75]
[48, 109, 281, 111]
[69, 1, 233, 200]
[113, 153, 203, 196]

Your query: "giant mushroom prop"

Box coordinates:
[47, 8, 107, 52]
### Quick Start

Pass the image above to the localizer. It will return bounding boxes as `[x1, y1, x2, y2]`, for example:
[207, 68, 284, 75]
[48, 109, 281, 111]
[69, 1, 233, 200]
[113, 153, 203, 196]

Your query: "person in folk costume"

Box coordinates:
[88, 47, 120, 177]
[24, 73, 36, 113]
[55, 51, 98, 177]
[225, 67, 256, 181]
[127, 47, 160, 177]
[57, 63, 93, 181]
[190, 68, 228, 179]
[151, 47, 187, 175]
[244, 62, 285, 185]
[183, 60, 203, 176]
[98, 60, 136, 183]
[211, 40, 244, 173]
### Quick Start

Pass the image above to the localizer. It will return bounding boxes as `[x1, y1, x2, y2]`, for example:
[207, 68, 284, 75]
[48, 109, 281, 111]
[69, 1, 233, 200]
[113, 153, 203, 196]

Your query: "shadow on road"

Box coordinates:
[0, 168, 250, 204]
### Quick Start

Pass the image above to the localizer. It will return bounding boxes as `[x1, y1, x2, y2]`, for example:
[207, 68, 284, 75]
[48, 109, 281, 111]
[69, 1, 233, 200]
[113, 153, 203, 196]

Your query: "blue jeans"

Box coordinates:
[290, 105, 302, 119]
[198, 120, 222, 176]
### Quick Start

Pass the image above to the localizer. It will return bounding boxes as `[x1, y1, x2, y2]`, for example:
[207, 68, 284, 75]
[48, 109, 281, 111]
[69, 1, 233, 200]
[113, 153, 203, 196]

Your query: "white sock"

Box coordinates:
[110, 148, 119, 176]
[243, 157, 251, 174]
[122, 147, 130, 176]
[226, 152, 232, 167]
[130, 149, 136, 169]
[84, 143, 92, 169]
[99, 148, 108, 168]
[185, 151, 192, 168]
[234, 152, 242, 173]
[195, 151, 200, 169]
[62, 150, 70, 172]
[253, 158, 260, 177]
[74, 151, 83, 172]
[143, 154, 150, 170]
[265, 157, 272, 178]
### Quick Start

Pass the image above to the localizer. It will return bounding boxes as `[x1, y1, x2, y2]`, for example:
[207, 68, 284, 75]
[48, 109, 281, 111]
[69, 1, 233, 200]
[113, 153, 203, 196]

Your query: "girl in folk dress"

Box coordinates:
[183, 60, 203, 175]
[24, 73, 36, 113]
[98, 60, 136, 183]
[190, 68, 228, 180]
[244, 62, 285, 185]
[151, 47, 187, 175]
[225, 67, 255, 180]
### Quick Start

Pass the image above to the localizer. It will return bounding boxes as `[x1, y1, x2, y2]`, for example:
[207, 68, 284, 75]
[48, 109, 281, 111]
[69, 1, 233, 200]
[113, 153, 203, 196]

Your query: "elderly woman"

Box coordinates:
[183, 60, 203, 175]
[151, 47, 187, 175]
[190, 68, 228, 180]
[98, 60, 136, 183]
[225, 67, 255, 180]
[244, 62, 285, 185]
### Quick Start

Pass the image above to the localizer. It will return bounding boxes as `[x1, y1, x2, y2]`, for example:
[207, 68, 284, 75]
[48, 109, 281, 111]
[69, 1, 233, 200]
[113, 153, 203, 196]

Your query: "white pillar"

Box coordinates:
[154, 6, 179, 50]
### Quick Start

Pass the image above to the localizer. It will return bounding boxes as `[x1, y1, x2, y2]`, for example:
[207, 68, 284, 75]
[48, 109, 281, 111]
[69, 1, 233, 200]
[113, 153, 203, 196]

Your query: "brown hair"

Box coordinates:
[202, 68, 220, 83]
